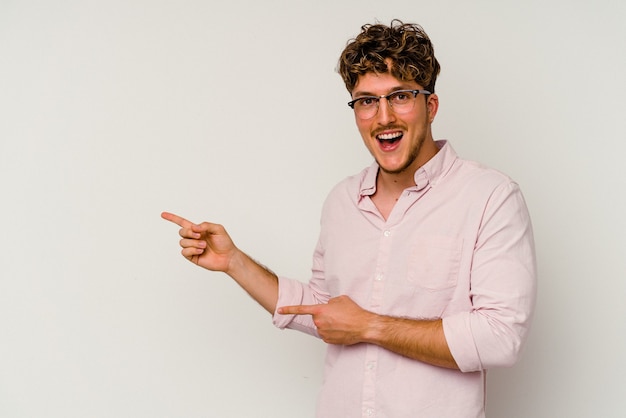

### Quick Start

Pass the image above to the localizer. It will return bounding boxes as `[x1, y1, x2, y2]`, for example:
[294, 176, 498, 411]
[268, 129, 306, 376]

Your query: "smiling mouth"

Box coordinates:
[376, 131, 403, 144]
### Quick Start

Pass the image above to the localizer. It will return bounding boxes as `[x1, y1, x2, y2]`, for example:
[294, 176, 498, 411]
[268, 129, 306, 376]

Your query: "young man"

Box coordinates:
[162, 20, 536, 418]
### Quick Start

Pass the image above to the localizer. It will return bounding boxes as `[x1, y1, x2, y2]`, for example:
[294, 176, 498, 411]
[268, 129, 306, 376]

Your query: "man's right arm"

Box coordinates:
[161, 212, 279, 314]
[222, 249, 279, 314]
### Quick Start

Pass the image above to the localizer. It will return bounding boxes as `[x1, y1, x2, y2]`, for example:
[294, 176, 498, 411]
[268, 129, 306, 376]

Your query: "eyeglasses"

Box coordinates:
[347, 89, 431, 120]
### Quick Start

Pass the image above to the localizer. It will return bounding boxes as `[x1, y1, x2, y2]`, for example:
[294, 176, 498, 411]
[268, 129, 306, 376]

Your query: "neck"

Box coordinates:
[371, 170, 412, 221]
[376, 169, 415, 196]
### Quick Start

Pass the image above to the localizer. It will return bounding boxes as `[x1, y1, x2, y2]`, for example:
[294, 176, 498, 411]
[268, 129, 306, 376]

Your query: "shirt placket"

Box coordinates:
[360, 188, 427, 417]
[361, 224, 394, 417]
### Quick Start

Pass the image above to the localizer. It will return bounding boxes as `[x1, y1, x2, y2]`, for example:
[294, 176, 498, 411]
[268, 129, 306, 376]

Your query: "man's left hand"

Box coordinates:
[278, 295, 374, 345]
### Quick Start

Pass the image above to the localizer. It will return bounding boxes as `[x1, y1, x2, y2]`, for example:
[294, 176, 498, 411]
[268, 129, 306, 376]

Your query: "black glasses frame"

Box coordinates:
[347, 89, 431, 109]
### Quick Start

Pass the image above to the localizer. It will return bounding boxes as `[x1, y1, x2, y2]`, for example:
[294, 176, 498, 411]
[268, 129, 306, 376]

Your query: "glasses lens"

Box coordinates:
[388, 91, 416, 113]
[354, 97, 378, 119]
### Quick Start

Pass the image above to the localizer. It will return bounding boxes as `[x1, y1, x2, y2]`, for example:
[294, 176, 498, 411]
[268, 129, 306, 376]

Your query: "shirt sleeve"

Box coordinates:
[443, 181, 537, 372]
[272, 237, 330, 338]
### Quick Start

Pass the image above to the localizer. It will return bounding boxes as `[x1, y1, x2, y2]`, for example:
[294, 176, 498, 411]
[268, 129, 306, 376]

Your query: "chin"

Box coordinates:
[377, 160, 411, 175]
[380, 165, 409, 175]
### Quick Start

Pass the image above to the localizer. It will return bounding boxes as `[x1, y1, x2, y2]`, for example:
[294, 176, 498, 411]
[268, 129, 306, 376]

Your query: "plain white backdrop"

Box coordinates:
[1, 1, 625, 417]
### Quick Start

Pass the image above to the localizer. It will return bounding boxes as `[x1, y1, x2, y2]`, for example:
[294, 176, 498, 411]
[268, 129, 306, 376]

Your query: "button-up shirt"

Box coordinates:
[273, 141, 537, 418]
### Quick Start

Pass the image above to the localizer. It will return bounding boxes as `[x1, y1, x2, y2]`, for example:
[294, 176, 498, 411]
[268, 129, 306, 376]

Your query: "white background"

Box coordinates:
[1, 1, 625, 417]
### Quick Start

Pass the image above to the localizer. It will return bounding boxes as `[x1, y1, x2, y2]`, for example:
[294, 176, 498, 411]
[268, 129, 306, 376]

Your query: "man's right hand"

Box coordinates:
[161, 212, 238, 273]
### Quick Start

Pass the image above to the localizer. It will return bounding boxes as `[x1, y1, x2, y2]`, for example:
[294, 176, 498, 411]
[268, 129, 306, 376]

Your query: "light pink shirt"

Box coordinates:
[273, 141, 537, 418]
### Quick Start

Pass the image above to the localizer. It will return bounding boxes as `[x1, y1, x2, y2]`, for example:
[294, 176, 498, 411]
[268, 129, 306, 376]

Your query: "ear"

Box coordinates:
[426, 93, 439, 123]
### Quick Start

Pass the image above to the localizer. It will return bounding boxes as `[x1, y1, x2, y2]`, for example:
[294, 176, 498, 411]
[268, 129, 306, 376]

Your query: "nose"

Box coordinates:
[376, 97, 397, 124]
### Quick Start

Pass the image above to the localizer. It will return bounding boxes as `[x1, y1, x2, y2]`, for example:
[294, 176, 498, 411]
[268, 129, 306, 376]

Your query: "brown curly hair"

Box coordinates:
[338, 20, 440, 94]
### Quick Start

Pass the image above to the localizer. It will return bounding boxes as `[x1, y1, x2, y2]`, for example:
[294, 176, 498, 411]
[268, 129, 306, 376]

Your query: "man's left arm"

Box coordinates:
[279, 294, 458, 369]
[443, 181, 537, 372]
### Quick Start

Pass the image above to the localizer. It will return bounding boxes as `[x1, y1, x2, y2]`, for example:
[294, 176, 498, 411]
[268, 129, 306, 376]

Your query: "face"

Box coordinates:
[351, 71, 439, 177]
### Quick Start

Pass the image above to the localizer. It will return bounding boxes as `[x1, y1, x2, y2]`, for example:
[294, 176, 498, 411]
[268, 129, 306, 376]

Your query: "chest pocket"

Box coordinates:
[407, 235, 463, 290]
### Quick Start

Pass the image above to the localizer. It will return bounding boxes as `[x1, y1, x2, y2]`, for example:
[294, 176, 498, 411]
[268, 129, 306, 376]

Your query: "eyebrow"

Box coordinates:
[352, 86, 416, 98]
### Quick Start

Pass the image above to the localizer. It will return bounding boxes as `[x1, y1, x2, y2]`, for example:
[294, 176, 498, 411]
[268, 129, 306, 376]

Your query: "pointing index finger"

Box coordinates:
[278, 304, 318, 316]
[161, 211, 193, 228]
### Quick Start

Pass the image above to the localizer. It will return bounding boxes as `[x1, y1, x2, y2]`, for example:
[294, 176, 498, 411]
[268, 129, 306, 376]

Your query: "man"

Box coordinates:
[162, 20, 536, 418]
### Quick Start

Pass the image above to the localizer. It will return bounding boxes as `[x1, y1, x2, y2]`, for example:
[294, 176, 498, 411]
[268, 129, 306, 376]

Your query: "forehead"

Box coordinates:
[352, 72, 422, 96]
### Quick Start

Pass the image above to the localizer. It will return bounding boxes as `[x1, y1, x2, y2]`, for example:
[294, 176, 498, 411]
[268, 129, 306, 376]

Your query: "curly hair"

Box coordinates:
[338, 20, 440, 94]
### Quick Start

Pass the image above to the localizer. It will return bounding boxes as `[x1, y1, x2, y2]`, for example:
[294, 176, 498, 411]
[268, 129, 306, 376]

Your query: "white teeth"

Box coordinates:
[377, 132, 402, 140]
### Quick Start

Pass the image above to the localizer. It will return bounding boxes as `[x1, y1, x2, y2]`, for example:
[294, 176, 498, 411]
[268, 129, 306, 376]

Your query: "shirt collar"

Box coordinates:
[359, 140, 457, 198]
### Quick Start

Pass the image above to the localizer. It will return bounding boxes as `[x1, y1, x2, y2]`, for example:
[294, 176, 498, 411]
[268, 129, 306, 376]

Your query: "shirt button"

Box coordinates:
[375, 274, 383, 281]
[383, 230, 391, 237]
[365, 408, 374, 417]
[366, 361, 376, 370]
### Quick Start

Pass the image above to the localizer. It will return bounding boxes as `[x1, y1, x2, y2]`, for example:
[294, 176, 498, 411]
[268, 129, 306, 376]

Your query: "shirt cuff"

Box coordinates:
[443, 312, 483, 372]
[272, 276, 304, 329]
